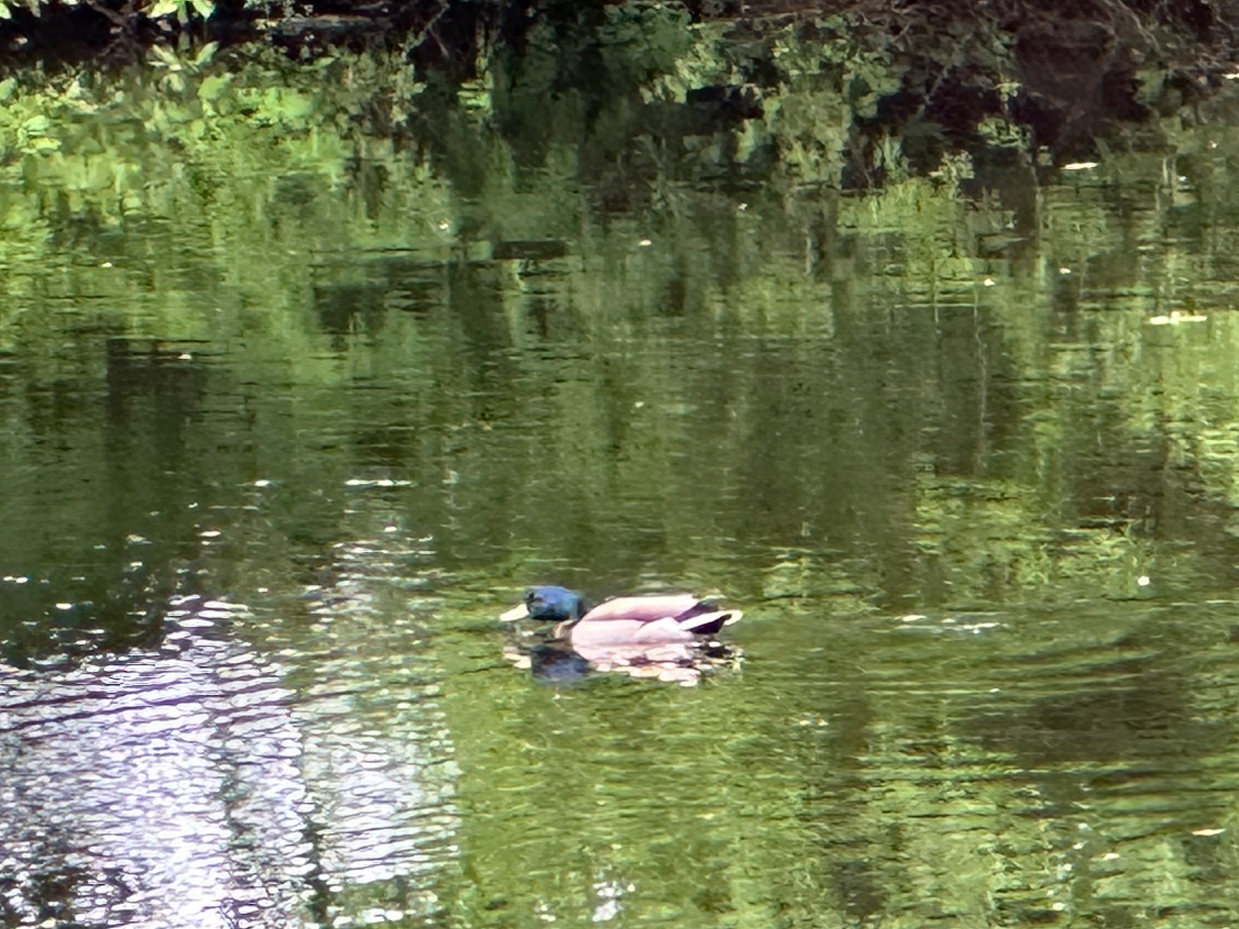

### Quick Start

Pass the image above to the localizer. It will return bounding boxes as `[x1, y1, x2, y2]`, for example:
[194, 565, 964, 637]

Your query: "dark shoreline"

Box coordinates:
[3, 0, 1238, 174]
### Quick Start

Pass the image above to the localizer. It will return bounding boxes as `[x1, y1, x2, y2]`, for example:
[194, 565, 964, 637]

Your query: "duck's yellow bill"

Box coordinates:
[499, 604, 530, 622]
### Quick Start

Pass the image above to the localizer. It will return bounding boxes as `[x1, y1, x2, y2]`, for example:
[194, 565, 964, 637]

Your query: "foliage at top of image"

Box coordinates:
[0, 0, 209, 16]
[1, 0, 1239, 186]
[0, 0, 213, 29]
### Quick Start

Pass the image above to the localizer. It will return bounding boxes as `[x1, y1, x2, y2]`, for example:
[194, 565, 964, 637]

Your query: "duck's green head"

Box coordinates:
[499, 586, 588, 623]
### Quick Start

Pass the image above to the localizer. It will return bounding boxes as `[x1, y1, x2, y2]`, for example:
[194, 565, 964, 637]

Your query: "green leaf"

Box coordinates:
[150, 44, 180, 67]
[193, 40, 218, 66]
[197, 72, 231, 103]
[148, 0, 181, 18]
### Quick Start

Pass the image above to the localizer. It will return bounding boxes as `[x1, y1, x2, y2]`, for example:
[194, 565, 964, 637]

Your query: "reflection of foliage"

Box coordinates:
[5, 8, 1239, 929]
[5, 20, 1239, 928]
[599, 2, 695, 86]
[913, 480, 1156, 605]
[8, 19, 1239, 618]
[761, 16, 898, 184]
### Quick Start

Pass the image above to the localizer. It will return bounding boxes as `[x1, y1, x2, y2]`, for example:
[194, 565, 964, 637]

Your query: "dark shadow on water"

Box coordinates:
[970, 658, 1212, 768]
[529, 643, 592, 684]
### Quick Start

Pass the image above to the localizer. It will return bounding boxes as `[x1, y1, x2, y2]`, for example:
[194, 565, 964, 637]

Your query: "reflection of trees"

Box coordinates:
[288, 499, 460, 909]
[6, 27, 1239, 606]
[8, 40, 1239, 929]
[714, 604, 1239, 928]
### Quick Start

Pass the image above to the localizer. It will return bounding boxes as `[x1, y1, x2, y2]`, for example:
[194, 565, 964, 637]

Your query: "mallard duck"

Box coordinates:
[499, 585, 742, 648]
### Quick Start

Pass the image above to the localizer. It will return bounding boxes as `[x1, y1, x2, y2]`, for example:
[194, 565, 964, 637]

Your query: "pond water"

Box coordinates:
[5, 119, 1239, 927]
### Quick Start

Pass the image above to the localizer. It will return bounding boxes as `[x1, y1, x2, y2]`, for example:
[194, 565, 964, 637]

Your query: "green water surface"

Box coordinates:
[4, 60, 1239, 929]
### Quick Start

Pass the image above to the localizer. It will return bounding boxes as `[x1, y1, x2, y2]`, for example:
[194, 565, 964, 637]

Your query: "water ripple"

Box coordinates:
[0, 521, 459, 927]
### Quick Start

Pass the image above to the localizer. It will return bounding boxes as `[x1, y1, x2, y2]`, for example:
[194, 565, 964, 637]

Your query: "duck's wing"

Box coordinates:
[580, 595, 710, 624]
[571, 616, 696, 647]
[580, 596, 741, 636]
[677, 609, 742, 634]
